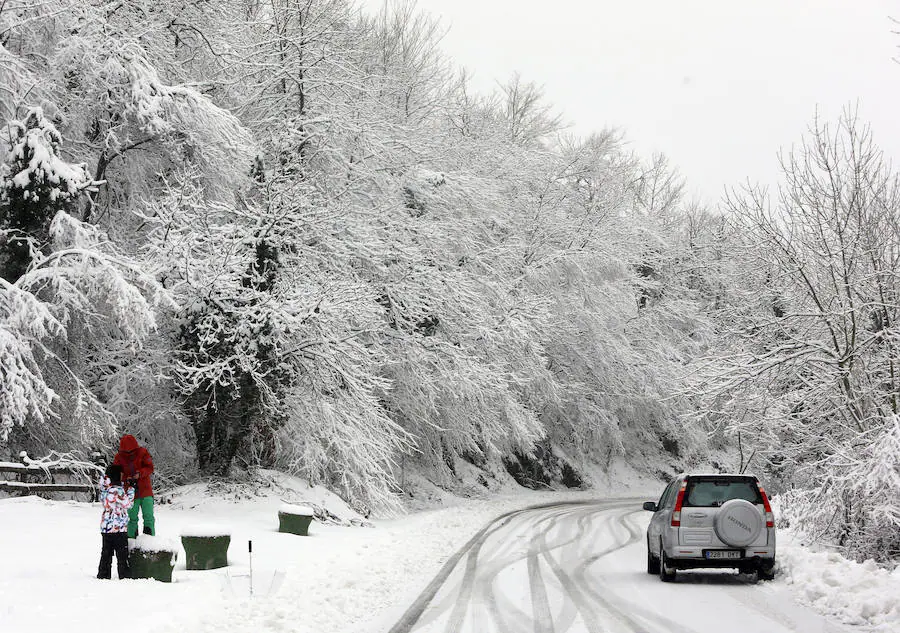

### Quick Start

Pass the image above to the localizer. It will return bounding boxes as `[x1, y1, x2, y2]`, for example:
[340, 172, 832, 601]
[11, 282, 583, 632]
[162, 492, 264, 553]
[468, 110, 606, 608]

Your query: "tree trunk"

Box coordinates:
[194, 374, 260, 477]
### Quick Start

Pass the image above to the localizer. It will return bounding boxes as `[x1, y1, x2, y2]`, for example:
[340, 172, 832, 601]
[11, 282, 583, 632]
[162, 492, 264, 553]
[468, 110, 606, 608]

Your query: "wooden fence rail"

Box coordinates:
[0, 464, 94, 476]
[0, 481, 95, 494]
[0, 461, 101, 497]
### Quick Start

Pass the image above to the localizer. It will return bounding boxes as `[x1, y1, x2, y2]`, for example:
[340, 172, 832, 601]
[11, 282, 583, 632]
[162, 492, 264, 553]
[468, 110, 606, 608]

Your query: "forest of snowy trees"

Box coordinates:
[1, 0, 897, 562]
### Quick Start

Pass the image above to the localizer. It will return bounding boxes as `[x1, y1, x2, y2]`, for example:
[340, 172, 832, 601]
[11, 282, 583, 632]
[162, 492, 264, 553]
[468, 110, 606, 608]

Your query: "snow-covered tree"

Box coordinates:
[697, 111, 900, 561]
[0, 104, 173, 453]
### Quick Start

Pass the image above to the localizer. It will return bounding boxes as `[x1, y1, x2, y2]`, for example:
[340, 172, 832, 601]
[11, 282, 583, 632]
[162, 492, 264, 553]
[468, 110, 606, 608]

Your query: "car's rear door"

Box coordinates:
[678, 475, 768, 547]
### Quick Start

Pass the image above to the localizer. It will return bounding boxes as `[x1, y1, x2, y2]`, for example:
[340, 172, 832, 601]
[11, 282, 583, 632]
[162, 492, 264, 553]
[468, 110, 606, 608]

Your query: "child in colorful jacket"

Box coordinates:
[97, 464, 135, 580]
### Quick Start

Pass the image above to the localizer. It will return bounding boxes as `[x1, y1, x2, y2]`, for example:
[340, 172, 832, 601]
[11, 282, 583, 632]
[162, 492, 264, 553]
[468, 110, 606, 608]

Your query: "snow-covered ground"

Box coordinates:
[775, 530, 900, 630]
[0, 471, 897, 633]
[0, 474, 589, 633]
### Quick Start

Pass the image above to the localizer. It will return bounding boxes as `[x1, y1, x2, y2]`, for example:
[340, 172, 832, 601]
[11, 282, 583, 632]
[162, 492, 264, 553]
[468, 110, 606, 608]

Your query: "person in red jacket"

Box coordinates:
[113, 434, 155, 537]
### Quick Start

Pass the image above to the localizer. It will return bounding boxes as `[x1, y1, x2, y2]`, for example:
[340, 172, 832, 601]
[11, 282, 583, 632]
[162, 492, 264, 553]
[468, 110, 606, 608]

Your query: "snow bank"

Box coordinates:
[180, 525, 231, 537]
[160, 469, 362, 526]
[279, 503, 314, 516]
[777, 533, 900, 631]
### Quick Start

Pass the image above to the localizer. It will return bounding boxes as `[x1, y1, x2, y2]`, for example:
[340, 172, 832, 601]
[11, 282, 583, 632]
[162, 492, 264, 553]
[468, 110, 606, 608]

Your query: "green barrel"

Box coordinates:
[129, 546, 175, 582]
[181, 535, 231, 570]
[278, 511, 313, 536]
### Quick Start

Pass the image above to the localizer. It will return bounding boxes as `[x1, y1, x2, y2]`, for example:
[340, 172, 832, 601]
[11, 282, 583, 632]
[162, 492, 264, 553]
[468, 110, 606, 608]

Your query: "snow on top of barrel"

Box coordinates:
[129, 534, 178, 553]
[279, 503, 314, 516]
[180, 525, 231, 537]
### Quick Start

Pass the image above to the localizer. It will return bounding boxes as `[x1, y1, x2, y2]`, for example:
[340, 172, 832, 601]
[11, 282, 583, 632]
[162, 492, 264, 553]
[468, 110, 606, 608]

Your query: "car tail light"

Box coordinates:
[757, 484, 775, 528]
[671, 480, 687, 526]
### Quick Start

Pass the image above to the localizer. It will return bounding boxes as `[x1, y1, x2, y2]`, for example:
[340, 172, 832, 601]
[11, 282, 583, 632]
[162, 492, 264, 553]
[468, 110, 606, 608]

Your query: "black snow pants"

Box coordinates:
[97, 532, 130, 579]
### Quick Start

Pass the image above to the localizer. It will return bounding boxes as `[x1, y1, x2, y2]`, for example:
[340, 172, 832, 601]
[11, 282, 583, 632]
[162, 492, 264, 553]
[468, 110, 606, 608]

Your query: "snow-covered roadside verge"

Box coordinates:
[775, 530, 900, 631]
[166, 488, 606, 633]
[767, 494, 900, 631]
[158, 461, 659, 633]
[0, 475, 606, 633]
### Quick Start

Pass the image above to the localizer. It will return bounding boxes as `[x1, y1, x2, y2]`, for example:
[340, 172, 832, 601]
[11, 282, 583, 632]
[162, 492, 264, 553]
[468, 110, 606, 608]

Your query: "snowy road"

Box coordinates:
[383, 499, 849, 633]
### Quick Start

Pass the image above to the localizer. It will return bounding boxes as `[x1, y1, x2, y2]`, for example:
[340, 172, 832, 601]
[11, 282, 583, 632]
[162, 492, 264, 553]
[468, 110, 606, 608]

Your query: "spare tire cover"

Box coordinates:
[714, 499, 762, 547]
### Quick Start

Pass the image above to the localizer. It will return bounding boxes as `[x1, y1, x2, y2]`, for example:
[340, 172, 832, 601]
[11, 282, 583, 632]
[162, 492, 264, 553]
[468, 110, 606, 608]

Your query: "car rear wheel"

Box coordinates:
[647, 539, 660, 574]
[758, 560, 776, 581]
[658, 543, 676, 582]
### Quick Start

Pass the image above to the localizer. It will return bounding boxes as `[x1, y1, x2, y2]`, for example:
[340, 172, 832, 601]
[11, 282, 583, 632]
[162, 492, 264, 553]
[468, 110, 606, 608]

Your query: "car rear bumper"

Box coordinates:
[666, 546, 775, 569]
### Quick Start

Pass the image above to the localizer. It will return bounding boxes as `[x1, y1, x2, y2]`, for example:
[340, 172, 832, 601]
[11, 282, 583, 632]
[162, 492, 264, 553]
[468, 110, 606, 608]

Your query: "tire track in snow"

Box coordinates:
[386, 501, 599, 633]
[572, 509, 698, 633]
[384, 507, 522, 633]
[468, 503, 597, 633]
[527, 549, 554, 633]
[534, 502, 647, 633]
[480, 503, 598, 632]
[540, 506, 616, 632]
[480, 501, 635, 633]
[447, 504, 582, 633]
[406, 509, 542, 632]
[480, 506, 578, 633]
[462, 500, 638, 633]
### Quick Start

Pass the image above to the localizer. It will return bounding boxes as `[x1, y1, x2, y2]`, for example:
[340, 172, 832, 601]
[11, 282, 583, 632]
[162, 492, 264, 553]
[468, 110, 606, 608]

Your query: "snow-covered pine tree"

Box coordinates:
[0, 107, 94, 282]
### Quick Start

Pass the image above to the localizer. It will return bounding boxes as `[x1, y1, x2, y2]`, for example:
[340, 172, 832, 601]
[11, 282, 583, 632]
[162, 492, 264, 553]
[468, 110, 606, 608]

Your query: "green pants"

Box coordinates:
[128, 496, 155, 538]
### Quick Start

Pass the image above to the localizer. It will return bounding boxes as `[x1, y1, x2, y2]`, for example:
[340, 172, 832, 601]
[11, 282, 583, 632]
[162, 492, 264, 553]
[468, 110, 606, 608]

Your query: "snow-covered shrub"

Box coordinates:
[2, 211, 173, 451]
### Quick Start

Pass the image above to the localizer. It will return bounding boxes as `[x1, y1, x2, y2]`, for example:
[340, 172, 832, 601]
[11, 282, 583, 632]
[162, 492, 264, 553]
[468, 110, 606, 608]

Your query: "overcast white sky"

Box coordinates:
[361, 0, 900, 203]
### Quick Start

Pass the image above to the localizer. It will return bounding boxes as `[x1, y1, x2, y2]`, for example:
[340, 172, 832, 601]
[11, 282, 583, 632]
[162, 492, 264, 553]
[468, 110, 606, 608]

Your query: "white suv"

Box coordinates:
[643, 473, 776, 581]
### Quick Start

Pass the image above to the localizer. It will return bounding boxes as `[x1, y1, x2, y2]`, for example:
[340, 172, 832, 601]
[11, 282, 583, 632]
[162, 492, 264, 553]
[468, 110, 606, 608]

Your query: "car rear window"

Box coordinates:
[683, 477, 762, 507]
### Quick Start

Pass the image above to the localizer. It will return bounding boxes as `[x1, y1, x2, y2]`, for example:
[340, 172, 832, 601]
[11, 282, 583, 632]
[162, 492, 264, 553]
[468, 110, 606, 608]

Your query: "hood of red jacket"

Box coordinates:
[119, 434, 139, 452]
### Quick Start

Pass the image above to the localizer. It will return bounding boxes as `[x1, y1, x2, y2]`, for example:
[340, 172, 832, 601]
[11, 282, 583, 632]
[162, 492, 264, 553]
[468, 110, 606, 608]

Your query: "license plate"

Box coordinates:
[705, 550, 742, 559]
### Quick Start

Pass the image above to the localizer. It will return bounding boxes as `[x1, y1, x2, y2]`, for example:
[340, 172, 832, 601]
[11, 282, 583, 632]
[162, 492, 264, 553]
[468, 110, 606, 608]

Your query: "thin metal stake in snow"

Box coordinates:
[249, 540, 253, 597]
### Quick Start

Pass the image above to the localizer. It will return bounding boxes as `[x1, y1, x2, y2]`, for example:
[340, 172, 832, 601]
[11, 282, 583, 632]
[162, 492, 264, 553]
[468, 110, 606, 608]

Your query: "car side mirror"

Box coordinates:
[642, 501, 658, 512]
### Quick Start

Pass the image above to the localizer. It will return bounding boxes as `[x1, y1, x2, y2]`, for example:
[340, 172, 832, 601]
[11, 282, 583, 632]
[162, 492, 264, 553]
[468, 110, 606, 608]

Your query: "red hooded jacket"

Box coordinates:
[112, 435, 154, 498]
